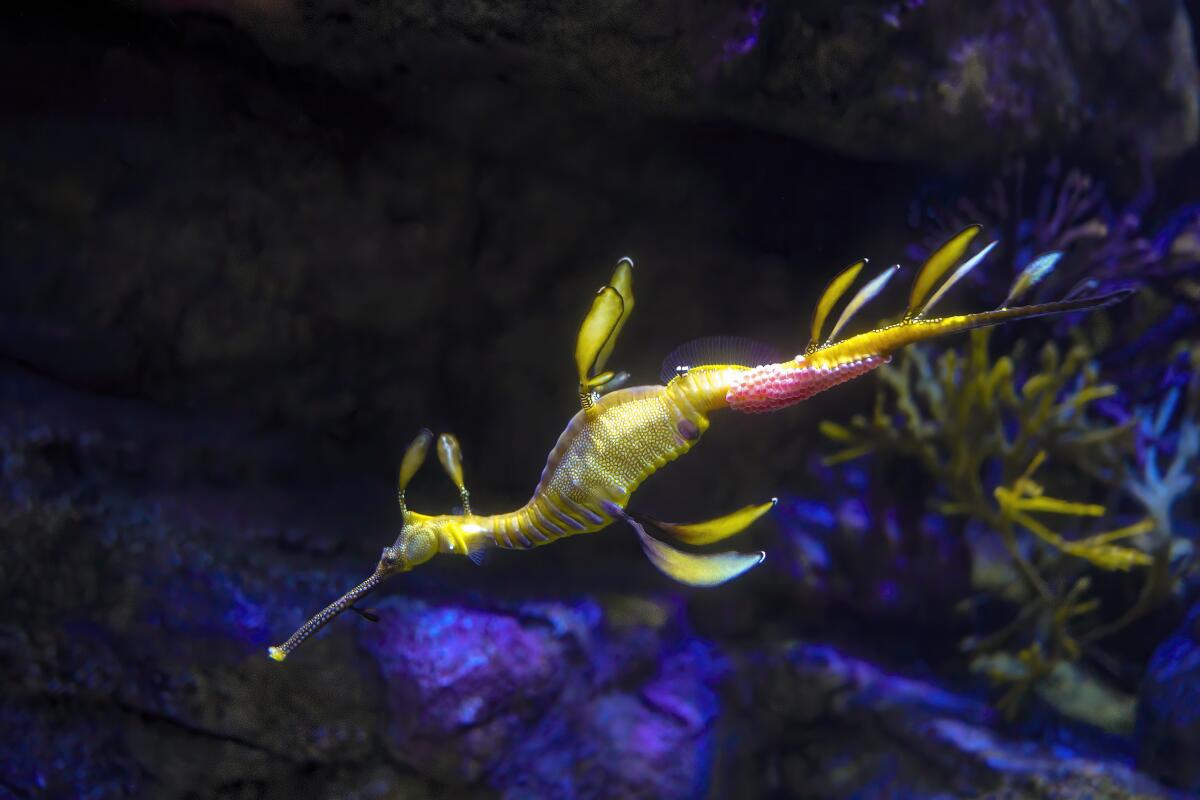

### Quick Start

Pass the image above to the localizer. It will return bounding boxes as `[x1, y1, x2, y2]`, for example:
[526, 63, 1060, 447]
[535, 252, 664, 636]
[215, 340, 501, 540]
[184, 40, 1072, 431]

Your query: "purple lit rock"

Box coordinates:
[360, 597, 573, 781]
[490, 638, 725, 800]
[0, 352, 731, 799]
[359, 596, 725, 798]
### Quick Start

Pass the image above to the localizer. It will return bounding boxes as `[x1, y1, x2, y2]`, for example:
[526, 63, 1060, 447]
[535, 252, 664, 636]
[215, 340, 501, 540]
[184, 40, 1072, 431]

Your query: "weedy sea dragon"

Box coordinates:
[268, 226, 1131, 661]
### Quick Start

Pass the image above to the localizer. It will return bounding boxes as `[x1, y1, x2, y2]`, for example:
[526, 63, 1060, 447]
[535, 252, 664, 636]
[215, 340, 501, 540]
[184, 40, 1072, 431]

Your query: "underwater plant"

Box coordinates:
[907, 160, 1200, 340]
[268, 228, 1129, 661]
[820, 322, 1199, 725]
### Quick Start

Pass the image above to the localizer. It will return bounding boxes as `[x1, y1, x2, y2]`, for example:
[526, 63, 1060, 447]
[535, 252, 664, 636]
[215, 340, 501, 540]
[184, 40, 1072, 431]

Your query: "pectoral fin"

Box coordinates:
[467, 543, 489, 566]
[655, 499, 777, 546]
[628, 515, 764, 587]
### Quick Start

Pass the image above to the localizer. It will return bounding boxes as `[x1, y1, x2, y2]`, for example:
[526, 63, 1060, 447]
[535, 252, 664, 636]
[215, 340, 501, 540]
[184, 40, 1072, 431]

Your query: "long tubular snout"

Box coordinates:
[268, 573, 382, 662]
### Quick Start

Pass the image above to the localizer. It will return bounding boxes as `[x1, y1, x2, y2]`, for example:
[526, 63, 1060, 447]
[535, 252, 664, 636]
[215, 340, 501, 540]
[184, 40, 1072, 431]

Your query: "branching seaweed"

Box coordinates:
[820, 328, 1199, 725]
[909, 158, 1200, 304]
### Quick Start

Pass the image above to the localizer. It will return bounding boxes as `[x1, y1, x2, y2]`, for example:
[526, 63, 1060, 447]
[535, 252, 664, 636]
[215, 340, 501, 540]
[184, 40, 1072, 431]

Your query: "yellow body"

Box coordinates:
[432, 307, 1086, 556]
[268, 227, 1130, 661]
[453, 371, 733, 550]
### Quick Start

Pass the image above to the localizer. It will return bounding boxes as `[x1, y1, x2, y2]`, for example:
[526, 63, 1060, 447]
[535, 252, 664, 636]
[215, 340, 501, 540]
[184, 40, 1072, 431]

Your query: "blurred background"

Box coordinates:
[2, 1, 1199, 797]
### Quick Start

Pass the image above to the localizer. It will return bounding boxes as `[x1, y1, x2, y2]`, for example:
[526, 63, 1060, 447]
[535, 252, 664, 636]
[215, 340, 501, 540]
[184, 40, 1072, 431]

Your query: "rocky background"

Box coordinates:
[2, 1, 1199, 798]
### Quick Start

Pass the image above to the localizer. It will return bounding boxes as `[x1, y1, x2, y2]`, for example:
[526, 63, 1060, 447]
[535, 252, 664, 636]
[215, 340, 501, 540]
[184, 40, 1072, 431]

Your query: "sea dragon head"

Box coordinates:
[267, 429, 478, 662]
[375, 514, 439, 577]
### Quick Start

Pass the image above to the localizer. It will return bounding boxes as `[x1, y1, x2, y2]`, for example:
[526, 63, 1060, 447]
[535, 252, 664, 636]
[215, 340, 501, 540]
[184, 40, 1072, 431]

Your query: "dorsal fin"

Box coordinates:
[824, 265, 900, 344]
[917, 239, 998, 317]
[660, 336, 782, 384]
[808, 259, 866, 351]
[907, 225, 981, 318]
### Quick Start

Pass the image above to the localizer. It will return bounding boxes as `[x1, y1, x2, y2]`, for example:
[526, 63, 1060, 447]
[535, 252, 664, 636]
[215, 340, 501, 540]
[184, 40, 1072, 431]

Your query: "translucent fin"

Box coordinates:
[825, 265, 900, 344]
[575, 259, 634, 386]
[918, 240, 999, 317]
[809, 259, 866, 349]
[660, 336, 782, 384]
[908, 225, 981, 316]
[1001, 251, 1062, 308]
[628, 515, 764, 587]
[656, 498, 777, 546]
[467, 542, 489, 566]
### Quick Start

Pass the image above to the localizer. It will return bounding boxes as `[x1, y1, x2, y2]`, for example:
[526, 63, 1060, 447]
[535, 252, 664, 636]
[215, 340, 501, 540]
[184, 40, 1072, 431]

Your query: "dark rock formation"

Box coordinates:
[1, 359, 1185, 798]
[137, 0, 1200, 164]
[3, 2, 1198, 798]
[0, 361, 716, 799]
[1138, 602, 1200, 792]
[1, 0, 905, 516]
[731, 645, 1183, 799]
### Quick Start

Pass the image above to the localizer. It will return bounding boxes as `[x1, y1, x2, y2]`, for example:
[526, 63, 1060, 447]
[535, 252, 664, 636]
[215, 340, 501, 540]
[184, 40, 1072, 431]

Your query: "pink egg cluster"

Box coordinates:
[726, 355, 889, 413]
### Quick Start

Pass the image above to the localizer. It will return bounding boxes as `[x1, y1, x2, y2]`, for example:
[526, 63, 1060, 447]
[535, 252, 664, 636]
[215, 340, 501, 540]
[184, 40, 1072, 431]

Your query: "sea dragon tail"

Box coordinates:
[855, 287, 1134, 357]
[726, 227, 1133, 413]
